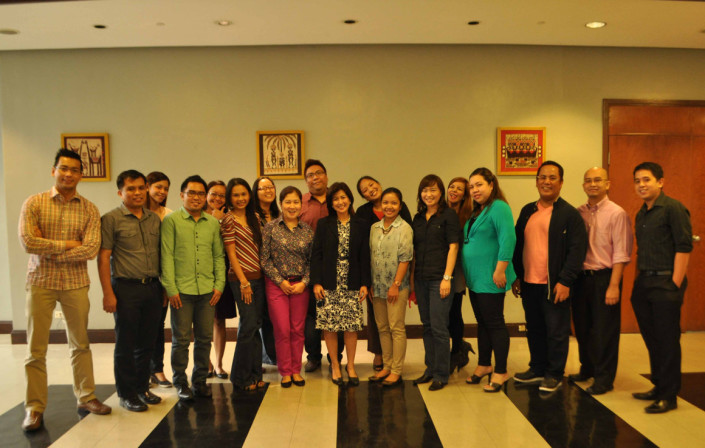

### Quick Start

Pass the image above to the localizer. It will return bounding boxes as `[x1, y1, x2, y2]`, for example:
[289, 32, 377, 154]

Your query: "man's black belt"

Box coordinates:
[116, 277, 160, 284]
[583, 268, 612, 276]
[640, 270, 673, 277]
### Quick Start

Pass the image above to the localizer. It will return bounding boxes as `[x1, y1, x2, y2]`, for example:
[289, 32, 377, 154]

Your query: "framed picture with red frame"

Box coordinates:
[496, 127, 546, 176]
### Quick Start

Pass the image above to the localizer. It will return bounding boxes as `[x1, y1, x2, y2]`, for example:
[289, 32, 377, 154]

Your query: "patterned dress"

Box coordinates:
[316, 220, 364, 332]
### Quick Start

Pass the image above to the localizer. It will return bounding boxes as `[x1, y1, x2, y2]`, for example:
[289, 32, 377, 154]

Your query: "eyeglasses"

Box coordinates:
[537, 175, 560, 182]
[208, 192, 226, 198]
[56, 166, 82, 175]
[258, 186, 275, 191]
[185, 190, 206, 197]
[306, 170, 325, 180]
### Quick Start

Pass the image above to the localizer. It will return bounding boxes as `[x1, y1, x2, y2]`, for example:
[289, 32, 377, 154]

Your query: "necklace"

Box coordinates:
[382, 223, 393, 235]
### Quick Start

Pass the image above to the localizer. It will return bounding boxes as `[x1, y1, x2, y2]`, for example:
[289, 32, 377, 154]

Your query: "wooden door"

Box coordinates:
[604, 100, 705, 332]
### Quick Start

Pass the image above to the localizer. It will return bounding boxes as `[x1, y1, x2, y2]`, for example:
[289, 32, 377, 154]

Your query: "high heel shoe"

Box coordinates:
[346, 365, 360, 387]
[484, 381, 504, 393]
[331, 366, 343, 386]
[466, 370, 492, 384]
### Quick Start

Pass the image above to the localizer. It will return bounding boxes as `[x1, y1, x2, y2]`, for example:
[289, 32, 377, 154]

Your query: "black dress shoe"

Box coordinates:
[586, 384, 614, 395]
[192, 383, 212, 398]
[120, 397, 148, 412]
[304, 359, 321, 372]
[413, 374, 433, 386]
[429, 381, 446, 391]
[645, 399, 677, 414]
[176, 384, 194, 401]
[138, 390, 162, 405]
[632, 387, 658, 401]
[568, 372, 593, 382]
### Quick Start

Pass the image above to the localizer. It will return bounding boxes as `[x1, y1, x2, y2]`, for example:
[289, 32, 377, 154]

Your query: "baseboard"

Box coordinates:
[0, 321, 12, 334]
[10, 324, 526, 344]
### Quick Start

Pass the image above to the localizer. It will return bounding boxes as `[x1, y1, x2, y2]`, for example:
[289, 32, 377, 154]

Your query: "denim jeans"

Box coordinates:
[170, 292, 215, 387]
[415, 279, 452, 383]
[231, 278, 265, 388]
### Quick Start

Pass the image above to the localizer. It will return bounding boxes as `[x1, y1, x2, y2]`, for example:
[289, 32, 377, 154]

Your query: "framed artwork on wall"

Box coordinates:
[61, 133, 110, 182]
[256, 130, 305, 179]
[496, 127, 546, 176]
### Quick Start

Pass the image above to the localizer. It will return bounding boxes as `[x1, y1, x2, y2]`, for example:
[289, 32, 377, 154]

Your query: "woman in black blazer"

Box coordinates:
[311, 182, 371, 386]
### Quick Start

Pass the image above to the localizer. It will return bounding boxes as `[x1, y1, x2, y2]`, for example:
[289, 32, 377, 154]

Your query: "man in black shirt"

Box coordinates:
[631, 162, 692, 414]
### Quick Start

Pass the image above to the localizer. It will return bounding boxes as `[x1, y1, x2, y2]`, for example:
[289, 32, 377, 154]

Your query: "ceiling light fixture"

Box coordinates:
[93, 24, 107, 29]
[585, 21, 606, 29]
[343, 19, 357, 25]
[0, 29, 20, 35]
[467, 21, 481, 26]
[215, 20, 232, 26]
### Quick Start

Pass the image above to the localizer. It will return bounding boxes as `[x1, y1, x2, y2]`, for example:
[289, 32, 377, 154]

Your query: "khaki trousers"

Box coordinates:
[371, 289, 408, 375]
[25, 285, 97, 412]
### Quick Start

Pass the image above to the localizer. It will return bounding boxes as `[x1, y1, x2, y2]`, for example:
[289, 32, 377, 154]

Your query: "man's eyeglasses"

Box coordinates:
[306, 170, 325, 180]
[185, 190, 206, 197]
[56, 166, 82, 175]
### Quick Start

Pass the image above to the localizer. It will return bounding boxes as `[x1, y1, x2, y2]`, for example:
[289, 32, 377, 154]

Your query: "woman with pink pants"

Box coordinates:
[261, 186, 314, 388]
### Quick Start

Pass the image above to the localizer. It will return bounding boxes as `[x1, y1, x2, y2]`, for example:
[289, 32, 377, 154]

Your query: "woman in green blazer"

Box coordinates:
[461, 168, 516, 392]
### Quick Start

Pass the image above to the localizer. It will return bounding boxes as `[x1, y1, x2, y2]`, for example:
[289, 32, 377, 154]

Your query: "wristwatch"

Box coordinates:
[443, 274, 453, 281]
[393, 280, 402, 287]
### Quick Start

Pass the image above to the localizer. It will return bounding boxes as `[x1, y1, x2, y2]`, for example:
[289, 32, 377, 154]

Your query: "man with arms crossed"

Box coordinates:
[512, 160, 587, 393]
[631, 162, 691, 413]
[569, 167, 632, 395]
[19, 148, 111, 432]
[98, 170, 163, 412]
[161, 175, 225, 401]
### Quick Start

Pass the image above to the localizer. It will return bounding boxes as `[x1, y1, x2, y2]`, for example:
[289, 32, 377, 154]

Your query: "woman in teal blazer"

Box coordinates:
[461, 167, 516, 392]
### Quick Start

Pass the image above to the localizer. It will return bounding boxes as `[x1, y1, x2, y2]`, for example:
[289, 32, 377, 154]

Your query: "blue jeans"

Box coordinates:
[170, 292, 215, 387]
[231, 278, 265, 388]
[415, 279, 452, 383]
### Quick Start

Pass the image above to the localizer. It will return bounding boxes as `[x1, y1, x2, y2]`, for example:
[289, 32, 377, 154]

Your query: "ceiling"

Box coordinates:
[0, 0, 704, 51]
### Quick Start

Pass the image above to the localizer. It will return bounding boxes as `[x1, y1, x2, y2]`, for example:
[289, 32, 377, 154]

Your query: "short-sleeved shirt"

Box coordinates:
[261, 217, 314, 286]
[300, 192, 328, 231]
[220, 212, 261, 280]
[635, 192, 692, 271]
[100, 204, 161, 279]
[370, 215, 413, 297]
[18, 187, 101, 290]
[412, 207, 459, 281]
[523, 202, 552, 284]
[577, 197, 632, 270]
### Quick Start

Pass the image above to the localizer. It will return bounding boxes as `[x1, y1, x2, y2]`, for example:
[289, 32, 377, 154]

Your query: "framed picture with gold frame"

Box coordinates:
[61, 133, 110, 182]
[497, 127, 545, 176]
[256, 130, 305, 179]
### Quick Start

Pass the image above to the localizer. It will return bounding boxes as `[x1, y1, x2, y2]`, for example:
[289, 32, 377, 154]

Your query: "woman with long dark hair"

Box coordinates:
[411, 174, 460, 391]
[462, 167, 516, 392]
[221, 178, 266, 390]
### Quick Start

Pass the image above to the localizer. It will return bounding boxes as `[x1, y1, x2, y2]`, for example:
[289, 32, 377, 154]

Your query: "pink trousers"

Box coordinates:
[265, 278, 309, 377]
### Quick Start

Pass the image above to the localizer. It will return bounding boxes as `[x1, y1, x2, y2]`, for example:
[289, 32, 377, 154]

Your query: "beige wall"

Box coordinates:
[1, 44, 704, 331]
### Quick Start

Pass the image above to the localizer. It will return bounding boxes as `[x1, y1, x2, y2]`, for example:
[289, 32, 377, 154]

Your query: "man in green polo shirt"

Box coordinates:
[161, 175, 225, 401]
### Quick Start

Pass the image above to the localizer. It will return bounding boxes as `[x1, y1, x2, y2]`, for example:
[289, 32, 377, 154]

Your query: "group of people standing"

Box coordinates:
[18, 148, 690, 431]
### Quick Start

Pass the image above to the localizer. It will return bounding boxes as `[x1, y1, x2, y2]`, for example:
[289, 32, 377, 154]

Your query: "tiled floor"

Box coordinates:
[1, 333, 705, 447]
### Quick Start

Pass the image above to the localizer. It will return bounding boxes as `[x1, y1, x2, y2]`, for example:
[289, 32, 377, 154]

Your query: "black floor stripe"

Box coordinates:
[337, 381, 443, 448]
[0, 384, 116, 448]
[643, 372, 705, 411]
[505, 379, 657, 448]
[140, 382, 266, 447]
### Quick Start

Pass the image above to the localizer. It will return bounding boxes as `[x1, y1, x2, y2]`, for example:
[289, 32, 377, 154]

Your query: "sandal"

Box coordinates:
[466, 370, 492, 384]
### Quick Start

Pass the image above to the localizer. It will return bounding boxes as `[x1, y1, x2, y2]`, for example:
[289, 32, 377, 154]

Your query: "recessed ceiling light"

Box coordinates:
[93, 24, 107, 29]
[215, 20, 232, 26]
[343, 19, 358, 25]
[467, 21, 481, 26]
[0, 29, 20, 35]
[585, 21, 606, 29]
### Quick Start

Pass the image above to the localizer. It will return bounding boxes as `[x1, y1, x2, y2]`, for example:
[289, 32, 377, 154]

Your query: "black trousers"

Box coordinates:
[304, 288, 343, 361]
[469, 291, 509, 373]
[631, 274, 687, 401]
[261, 300, 277, 364]
[571, 270, 621, 387]
[113, 279, 162, 398]
[521, 282, 571, 379]
[448, 291, 465, 353]
[150, 301, 168, 374]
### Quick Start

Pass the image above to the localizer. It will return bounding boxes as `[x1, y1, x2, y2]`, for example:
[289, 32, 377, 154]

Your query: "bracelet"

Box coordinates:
[240, 282, 251, 290]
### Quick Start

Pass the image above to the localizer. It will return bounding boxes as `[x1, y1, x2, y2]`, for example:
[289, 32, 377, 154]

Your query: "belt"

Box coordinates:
[116, 277, 160, 284]
[583, 268, 612, 276]
[285, 275, 303, 283]
[640, 270, 673, 277]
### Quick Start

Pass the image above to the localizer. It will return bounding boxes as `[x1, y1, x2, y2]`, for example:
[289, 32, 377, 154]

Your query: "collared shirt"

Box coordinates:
[160, 207, 226, 297]
[220, 212, 261, 278]
[18, 187, 100, 290]
[300, 192, 328, 231]
[523, 202, 552, 284]
[578, 197, 633, 270]
[412, 207, 459, 280]
[100, 204, 161, 279]
[635, 192, 692, 271]
[261, 216, 314, 285]
[370, 215, 413, 297]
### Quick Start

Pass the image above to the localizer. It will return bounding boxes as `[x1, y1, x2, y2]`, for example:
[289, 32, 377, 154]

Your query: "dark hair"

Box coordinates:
[204, 180, 226, 211]
[448, 176, 472, 226]
[304, 159, 327, 175]
[116, 169, 146, 190]
[469, 168, 508, 219]
[416, 174, 447, 214]
[146, 171, 170, 207]
[225, 178, 262, 247]
[279, 186, 303, 202]
[252, 176, 281, 221]
[326, 182, 355, 216]
[356, 175, 379, 196]
[180, 175, 207, 193]
[537, 160, 564, 180]
[381, 187, 402, 203]
[54, 148, 83, 168]
[633, 161, 664, 180]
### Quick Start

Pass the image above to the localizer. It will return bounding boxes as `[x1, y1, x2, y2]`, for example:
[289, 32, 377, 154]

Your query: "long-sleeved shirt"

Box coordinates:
[18, 187, 100, 290]
[261, 217, 314, 286]
[160, 207, 225, 297]
[577, 197, 633, 270]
